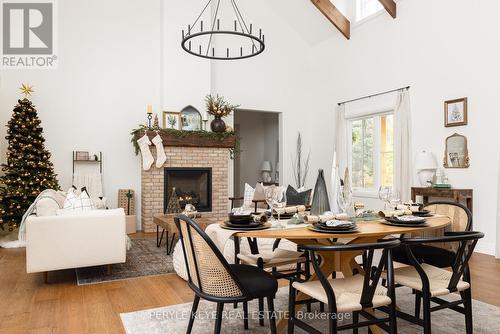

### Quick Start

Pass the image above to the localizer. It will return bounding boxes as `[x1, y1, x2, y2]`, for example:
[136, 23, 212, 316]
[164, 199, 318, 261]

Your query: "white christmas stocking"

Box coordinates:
[152, 134, 167, 168]
[137, 134, 154, 170]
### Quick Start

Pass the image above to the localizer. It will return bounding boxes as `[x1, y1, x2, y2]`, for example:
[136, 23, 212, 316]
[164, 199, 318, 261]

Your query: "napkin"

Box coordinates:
[274, 205, 307, 215]
[305, 213, 348, 223]
[378, 209, 412, 218]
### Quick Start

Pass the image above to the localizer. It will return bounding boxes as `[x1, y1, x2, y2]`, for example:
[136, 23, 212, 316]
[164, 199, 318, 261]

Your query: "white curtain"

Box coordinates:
[393, 90, 413, 202]
[331, 104, 347, 211]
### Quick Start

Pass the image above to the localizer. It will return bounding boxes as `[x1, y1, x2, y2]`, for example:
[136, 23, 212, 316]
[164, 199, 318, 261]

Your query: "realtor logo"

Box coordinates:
[1, 0, 57, 69]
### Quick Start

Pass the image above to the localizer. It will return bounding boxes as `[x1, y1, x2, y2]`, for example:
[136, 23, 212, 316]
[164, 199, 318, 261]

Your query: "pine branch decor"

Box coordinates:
[292, 132, 310, 189]
[0, 93, 60, 230]
[205, 94, 239, 118]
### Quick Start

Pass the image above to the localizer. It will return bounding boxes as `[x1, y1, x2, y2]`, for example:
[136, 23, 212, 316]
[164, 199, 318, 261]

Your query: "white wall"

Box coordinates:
[0, 0, 162, 228]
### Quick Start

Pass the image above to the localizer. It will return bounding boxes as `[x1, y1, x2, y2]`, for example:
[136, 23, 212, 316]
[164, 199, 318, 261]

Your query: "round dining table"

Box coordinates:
[233, 215, 451, 334]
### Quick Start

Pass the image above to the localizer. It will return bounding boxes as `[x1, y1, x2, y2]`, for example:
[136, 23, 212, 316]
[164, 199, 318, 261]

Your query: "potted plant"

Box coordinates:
[205, 94, 239, 133]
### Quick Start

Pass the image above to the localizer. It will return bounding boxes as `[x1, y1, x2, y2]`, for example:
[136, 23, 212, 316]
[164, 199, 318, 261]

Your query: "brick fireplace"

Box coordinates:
[140, 131, 234, 232]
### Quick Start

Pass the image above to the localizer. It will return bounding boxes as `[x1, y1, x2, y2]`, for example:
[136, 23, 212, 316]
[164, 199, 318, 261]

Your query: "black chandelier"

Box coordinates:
[181, 0, 265, 60]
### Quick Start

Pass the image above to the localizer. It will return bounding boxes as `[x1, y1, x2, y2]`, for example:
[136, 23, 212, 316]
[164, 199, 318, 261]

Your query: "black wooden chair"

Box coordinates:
[390, 231, 484, 334]
[288, 239, 401, 334]
[174, 214, 279, 333]
[392, 201, 472, 268]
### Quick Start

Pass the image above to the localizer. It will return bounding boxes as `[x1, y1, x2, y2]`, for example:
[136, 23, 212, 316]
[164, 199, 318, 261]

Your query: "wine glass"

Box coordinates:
[389, 189, 401, 208]
[337, 190, 354, 216]
[265, 187, 278, 221]
[378, 186, 392, 210]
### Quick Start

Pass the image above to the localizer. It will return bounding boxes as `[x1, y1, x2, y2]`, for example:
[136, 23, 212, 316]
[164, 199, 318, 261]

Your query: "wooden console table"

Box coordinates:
[153, 214, 218, 254]
[410, 187, 473, 212]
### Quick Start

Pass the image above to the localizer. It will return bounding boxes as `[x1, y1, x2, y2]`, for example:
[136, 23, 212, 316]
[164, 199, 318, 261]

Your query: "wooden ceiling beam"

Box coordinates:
[311, 0, 350, 40]
[378, 0, 397, 18]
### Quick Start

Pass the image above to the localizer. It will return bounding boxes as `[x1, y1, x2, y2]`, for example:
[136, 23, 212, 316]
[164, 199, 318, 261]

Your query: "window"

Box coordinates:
[349, 113, 393, 195]
[356, 0, 384, 21]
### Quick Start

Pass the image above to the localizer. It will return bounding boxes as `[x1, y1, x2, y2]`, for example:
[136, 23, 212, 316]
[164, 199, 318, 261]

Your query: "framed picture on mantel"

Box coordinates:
[444, 97, 468, 127]
[163, 111, 180, 130]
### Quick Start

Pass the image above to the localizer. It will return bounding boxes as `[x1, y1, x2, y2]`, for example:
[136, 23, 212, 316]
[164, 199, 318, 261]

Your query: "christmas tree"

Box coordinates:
[0, 84, 60, 230]
[165, 187, 181, 214]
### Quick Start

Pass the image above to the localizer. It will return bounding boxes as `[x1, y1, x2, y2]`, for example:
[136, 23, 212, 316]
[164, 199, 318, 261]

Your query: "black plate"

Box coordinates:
[385, 217, 426, 224]
[224, 221, 264, 229]
[228, 213, 253, 221]
[221, 223, 271, 231]
[381, 221, 428, 228]
[271, 213, 295, 219]
[316, 223, 357, 230]
[308, 225, 359, 234]
[411, 210, 432, 217]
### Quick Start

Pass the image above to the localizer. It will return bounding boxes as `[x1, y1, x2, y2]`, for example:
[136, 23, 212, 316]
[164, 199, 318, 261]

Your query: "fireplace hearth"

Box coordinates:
[164, 167, 212, 212]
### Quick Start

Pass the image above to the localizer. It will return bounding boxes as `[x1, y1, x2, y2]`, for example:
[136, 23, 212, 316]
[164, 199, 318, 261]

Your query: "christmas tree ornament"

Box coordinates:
[137, 134, 154, 170]
[152, 134, 166, 168]
[19, 83, 34, 97]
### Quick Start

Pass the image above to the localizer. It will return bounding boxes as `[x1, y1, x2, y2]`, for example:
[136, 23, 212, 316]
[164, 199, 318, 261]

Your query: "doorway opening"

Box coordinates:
[233, 110, 281, 197]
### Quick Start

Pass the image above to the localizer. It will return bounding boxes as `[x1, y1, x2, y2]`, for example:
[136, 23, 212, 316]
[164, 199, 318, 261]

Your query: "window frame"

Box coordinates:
[354, 0, 385, 24]
[347, 109, 394, 198]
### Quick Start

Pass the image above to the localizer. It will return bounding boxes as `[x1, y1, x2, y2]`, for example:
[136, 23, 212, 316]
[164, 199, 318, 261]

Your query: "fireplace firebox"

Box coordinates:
[164, 168, 212, 212]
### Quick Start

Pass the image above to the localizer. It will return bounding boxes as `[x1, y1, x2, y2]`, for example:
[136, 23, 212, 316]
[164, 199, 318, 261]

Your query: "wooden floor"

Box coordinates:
[0, 233, 499, 334]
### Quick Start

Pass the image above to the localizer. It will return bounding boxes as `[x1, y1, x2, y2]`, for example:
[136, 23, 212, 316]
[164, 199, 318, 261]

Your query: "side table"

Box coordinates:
[410, 187, 473, 212]
[152, 214, 218, 254]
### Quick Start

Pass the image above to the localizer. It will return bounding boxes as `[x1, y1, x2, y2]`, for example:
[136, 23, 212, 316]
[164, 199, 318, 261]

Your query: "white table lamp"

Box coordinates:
[261, 161, 273, 183]
[415, 150, 438, 186]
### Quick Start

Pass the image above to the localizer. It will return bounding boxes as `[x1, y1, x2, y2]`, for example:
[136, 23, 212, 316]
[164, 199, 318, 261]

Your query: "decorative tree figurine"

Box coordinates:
[165, 187, 181, 214]
[0, 84, 60, 230]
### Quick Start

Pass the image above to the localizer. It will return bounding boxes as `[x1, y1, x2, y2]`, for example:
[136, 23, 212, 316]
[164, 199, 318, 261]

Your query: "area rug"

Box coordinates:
[120, 287, 500, 334]
[76, 238, 175, 285]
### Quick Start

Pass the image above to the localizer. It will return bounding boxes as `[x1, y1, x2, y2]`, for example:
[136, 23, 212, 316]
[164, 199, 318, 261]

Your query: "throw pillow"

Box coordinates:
[242, 183, 255, 208]
[63, 186, 78, 209]
[36, 197, 60, 216]
[286, 185, 312, 206]
[72, 187, 96, 211]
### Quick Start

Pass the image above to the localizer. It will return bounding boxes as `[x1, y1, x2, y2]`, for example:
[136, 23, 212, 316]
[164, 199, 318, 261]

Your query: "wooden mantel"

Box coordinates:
[136, 130, 236, 149]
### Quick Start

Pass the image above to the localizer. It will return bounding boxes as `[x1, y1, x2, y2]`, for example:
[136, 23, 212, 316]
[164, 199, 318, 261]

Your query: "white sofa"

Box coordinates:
[26, 208, 127, 274]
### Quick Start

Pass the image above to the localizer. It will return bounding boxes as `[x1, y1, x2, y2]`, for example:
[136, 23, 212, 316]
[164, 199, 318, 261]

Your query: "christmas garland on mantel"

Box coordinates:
[130, 125, 239, 158]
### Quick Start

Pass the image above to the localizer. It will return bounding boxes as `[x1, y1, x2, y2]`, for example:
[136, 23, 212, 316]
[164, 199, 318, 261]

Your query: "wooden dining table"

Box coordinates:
[233, 215, 451, 334]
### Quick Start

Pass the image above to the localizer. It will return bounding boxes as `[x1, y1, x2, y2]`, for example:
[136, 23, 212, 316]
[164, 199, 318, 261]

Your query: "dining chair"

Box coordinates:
[288, 239, 401, 334]
[174, 214, 279, 334]
[392, 201, 472, 268]
[390, 231, 484, 334]
[234, 236, 312, 326]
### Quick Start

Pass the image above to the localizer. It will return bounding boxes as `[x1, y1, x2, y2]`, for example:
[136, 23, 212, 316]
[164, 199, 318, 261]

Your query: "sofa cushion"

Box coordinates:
[36, 198, 60, 216]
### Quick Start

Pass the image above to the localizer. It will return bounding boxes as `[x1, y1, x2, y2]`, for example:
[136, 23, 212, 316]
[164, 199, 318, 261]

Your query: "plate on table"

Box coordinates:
[221, 222, 271, 231]
[308, 224, 359, 234]
[385, 216, 426, 224]
[381, 221, 428, 228]
[271, 212, 296, 219]
[228, 213, 254, 224]
[411, 210, 432, 217]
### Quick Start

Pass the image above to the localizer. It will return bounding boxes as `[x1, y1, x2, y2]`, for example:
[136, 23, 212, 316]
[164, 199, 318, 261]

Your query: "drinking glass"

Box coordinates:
[265, 187, 278, 222]
[389, 189, 401, 208]
[378, 186, 392, 210]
